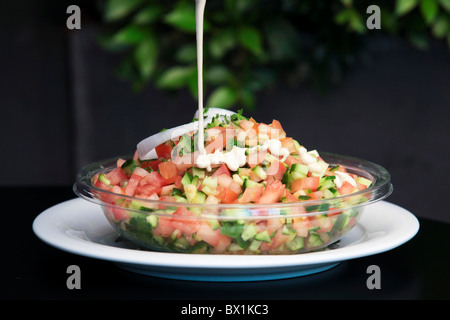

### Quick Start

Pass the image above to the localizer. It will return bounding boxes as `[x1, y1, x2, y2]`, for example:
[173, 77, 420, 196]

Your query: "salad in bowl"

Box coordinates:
[74, 108, 392, 255]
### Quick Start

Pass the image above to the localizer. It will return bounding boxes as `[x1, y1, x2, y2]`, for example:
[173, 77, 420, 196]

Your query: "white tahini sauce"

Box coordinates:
[298, 146, 325, 174]
[195, 0, 207, 156]
[193, 0, 289, 172]
[333, 171, 357, 188]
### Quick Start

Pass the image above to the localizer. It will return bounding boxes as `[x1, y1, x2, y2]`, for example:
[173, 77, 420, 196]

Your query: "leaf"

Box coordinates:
[240, 88, 255, 110]
[395, 0, 418, 16]
[408, 31, 429, 49]
[335, 9, 366, 33]
[164, 1, 209, 33]
[238, 25, 263, 56]
[134, 33, 158, 79]
[206, 86, 238, 109]
[104, 0, 146, 22]
[439, 0, 450, 11]
[111, 25, 149, 45]
[205, 66, 233, 85]
[175, 44, 198, 63]
[421, 0, 439, 23]
[432, 14, 449, 37]
[156, 66, 195, 89]
[264, 18, 299, 61]
[208, 29, 236, 59]
[133, 4, 164, 25]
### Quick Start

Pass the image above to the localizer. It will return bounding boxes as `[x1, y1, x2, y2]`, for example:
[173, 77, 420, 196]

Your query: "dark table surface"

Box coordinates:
[2, 186, 449, 303]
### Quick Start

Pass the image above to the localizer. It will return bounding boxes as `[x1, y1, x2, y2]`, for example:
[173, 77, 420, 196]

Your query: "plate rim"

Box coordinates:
[32, 198, 420, 269]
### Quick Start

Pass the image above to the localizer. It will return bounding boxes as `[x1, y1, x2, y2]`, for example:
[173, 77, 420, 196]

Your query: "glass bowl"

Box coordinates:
[73, 152, 392, 255]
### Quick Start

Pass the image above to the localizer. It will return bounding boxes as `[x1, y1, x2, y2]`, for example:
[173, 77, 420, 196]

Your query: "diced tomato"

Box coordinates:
[249, 117, 259, 127]
[285, 155, 302, 167]
[280, 137, 297, 153]
[133, 150, 140, 161]
[258, 180, 285, 204]
[308, 190, 324, 200]
[357, 183, 368, 190]
[143, 171, 167, 188]
[270, 228, 291, 250]
[160, 184, 176, 196]
[211, 235, 232, 254]
[270, 119, 286, 138]
[171, 207, 202, 236]
[317, 216, 333, 232]
[172, 154, 195, 175]
[153, 217, 175, 238]
[267, 218, 283, 235]
[117, 158, 126, 168]
[247, 150, 267, 168]
[239, 119, 255, 131]
[135, 184, 162, 197]
[290, 177, 320, 194]
[212, 164, 231, 177]
[205, 127, 228, 153]
[283, 190, 298, 203]
[155, 143, 173, 159]
[158, 161, 178, 184]
[125, 167, 148, 196]
[94, 179, 111, 191]
[338, 181, 357, 195]
[174, 175, 183, 189]
[106, 168, 128, 186]
[292, 217, 310, 237]
[111, 207, 129, 221]
[196, 224, 221, 247]
[216, 174, 241, 194]
[238, 186, 263, 204]
[140, 158, 162, 171]
[265, 158, 287, 181]
[216, 186, 239, 204]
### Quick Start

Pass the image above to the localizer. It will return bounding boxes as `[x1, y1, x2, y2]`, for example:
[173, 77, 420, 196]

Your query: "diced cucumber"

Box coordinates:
[356, 176, 372, 188]
[173, 237, 190, 250]
[251, 165, 267, 181]
[174, 195, 188, 203]
[98, 173, 112, 186]
[194, 190, 207, 204]
[243, 177, 262, 190]
[307, 233, 323, 247]
[232, 174, 244, 186]
[286, 236, 305, 251]
[191, 175, 199, 187]
[208, 219, 221, 230]
[121, 159, 139, 176]
[237, 168, 251, 178]
[177, 135, 193, 155]
[181, 171, 193, 186]
[228, 243, 244, 252]
[318, 175, 337, 191]
[192, 167, 206, 179]
[248, 239, 262, 251]
[292, 140, 301, 153]
[254, 230, 271, 243]
[241, 224, 258, 241]
[184, 184, 197, 203]
[290, 163, 308, 180]
[202, 176, 218, 189]
[146, 215, 158, 228]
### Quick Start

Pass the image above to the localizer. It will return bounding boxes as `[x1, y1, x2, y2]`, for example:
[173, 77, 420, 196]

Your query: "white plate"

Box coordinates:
[32, 198, 419, 282]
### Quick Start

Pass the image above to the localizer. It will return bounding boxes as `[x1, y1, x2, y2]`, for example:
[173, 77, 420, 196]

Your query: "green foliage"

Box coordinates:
[98, 0, 450, 109]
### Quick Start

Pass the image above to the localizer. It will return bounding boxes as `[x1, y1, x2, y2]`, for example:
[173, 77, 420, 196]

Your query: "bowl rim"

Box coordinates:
[73, 151, 393, 218]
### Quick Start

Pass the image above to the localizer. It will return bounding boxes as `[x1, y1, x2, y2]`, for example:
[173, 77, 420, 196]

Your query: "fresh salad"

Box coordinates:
[91, 108, 373, 254]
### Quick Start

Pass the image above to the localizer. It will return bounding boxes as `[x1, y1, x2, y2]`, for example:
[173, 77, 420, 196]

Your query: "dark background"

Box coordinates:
[1, 1, 449, 223]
